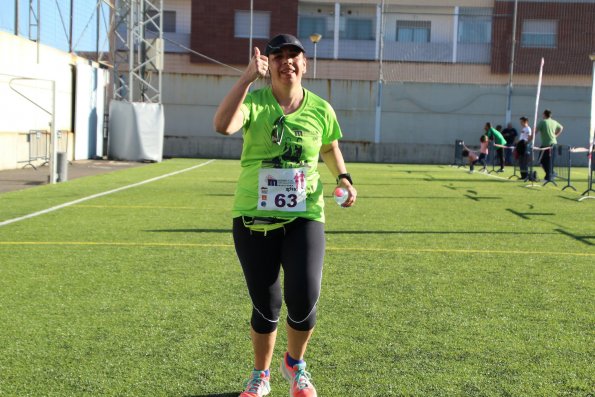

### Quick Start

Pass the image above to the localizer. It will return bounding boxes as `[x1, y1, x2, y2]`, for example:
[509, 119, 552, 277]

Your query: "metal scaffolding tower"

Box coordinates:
[111, 0, 163, 103]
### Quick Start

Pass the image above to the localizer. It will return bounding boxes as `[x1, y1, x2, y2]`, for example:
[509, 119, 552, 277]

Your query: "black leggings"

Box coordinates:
[232, 217, 325, 334]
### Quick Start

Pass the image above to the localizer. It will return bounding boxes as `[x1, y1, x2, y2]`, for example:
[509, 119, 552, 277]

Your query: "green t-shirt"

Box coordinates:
[232, 87, 342, 223]
[486, 128, 506, 145]
[536, 118, 562, 146]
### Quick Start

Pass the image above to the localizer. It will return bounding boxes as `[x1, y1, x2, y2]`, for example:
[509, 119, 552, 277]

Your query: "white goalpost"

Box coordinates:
[5, 75, 59, 183]
[49, 80, 57, 184]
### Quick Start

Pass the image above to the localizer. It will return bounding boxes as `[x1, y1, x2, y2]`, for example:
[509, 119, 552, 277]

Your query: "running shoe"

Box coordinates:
[280, 352, 317, 397]
[239, 370, 271, 397]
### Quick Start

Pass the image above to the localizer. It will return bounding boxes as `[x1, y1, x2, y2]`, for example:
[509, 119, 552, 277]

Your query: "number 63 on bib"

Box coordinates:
[257, 168, 307, 212]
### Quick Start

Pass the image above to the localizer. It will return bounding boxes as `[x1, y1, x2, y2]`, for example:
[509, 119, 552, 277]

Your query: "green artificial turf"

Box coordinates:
[0, 159, 593, 396]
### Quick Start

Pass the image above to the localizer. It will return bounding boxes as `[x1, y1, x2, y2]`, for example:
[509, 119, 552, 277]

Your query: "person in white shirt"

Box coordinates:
[516, 116, 533, 180]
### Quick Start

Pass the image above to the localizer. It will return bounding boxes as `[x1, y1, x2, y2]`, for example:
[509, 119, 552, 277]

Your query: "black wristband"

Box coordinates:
[336, 173, 353, 185]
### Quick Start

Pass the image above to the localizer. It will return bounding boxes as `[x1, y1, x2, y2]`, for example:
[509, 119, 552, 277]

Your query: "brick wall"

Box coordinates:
[492, 1, 595, 75]
[190, 0, 299, 65]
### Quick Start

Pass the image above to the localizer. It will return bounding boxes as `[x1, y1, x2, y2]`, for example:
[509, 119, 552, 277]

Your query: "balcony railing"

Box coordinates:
[301, 39, 491, 64]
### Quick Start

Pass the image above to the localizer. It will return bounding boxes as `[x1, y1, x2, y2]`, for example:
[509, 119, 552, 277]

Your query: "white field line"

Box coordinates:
[0, 160, 216, 228]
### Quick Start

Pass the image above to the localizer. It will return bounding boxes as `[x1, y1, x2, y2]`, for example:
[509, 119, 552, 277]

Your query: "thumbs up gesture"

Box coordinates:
[245, 47, 268, 82]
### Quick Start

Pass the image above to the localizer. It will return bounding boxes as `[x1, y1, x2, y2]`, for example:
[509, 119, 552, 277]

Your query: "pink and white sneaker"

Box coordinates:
[239, 370, 271, 397]
[279, 352, 317, 397]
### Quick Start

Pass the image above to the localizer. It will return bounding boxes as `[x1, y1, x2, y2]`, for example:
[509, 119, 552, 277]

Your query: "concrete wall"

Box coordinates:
[0, 32, 75, 170]
[0, 32, 108, 171]
[161, 73, 592, 165]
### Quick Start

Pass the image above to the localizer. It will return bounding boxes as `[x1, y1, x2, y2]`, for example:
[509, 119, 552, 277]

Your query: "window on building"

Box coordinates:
[396, 21, 430, 43]
[146, 10, 176, 33]
[234, 10, 270, 39]
[458, 7, 492, 44]
[343, 18, 374, 40]
[521, 19, 557, 48]
[298, 16, 327, 39]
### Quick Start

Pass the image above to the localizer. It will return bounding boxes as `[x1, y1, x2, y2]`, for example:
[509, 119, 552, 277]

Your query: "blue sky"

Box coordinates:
[0, 0, 110, 53]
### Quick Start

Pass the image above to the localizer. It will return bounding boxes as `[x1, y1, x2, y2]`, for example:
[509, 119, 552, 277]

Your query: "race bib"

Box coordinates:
[257, 168, 307, 212]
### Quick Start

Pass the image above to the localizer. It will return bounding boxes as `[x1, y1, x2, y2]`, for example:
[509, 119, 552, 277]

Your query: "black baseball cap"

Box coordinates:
[265, 34, 305, 56]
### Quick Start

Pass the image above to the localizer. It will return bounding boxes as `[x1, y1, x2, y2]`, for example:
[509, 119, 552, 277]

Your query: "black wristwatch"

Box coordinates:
[336, 173, 353, 185]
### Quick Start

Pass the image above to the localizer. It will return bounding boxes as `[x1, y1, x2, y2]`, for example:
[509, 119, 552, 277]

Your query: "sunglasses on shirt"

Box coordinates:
[271, 115, 285, 145]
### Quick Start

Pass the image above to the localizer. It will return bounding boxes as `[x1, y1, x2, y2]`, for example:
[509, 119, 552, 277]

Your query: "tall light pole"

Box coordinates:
[375, 0, 385, 144]
[309, 33, 322, 78]
[505, 0, 518, 125]
[248, 0, 253, 62]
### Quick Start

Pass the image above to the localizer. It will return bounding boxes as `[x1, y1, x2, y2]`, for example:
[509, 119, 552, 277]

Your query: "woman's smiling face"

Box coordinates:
[268, 47, 307, 85]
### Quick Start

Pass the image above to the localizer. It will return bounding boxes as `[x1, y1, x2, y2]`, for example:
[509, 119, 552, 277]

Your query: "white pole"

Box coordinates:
[128, 0, 134, 102]
[50, 80, 58, 184]
[531, 57, 545, 146]
[579, 56, 595, 199]
[505, 0, 518, 125]
[374, 0, 385, 144]
[249, 0, 253, 62]
[452, 6, 458, 64]
[527, 57, 545, 183]
[333, 2, 339, 60]
[309, 34, 322, 79]
[158, 0, 163, 103]
[313, 42, 317, 78]
[375, 4, 381, 60]
[589, 55, 595, 159]
[36, 0, 40, 63]
[587, 55, 595, 189]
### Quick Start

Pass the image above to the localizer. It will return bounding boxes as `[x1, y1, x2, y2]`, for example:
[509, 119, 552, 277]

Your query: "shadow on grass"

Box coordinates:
[325, 230, 557, 235]
[147, 229, 231, 233]
[147, 228, 558, 236]
[354, 177, 507, 183]
[555, 228, 594, 246]
[184, 393, 237, 397]
[506, 208, 556, 219]
[558, 195, 584, 202]
[0, 179, 44, 186]
[464, 194, 502, 201]
[355, 195, 462, 199]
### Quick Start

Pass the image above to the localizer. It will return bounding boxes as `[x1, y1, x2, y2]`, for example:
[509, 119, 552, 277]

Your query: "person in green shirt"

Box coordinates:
[484, 122, 506, 172]
[213, 33, 357, 397]
[535, 109, 564, 181]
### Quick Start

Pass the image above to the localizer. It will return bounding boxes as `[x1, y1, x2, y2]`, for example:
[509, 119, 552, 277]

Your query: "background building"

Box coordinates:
[1, 0, 594, 169]
[159, 0, 594, 164]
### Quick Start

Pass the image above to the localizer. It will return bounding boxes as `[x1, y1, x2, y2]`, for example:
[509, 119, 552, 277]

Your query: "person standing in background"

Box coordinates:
[535, 109, 563, 182]
[484, 122, 506, 172]
[516, 117, 533, 180]
[501, 122, 518, 166]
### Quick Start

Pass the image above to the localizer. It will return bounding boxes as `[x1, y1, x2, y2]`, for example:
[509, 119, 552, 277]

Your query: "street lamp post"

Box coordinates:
[309, 33, 322, 78]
